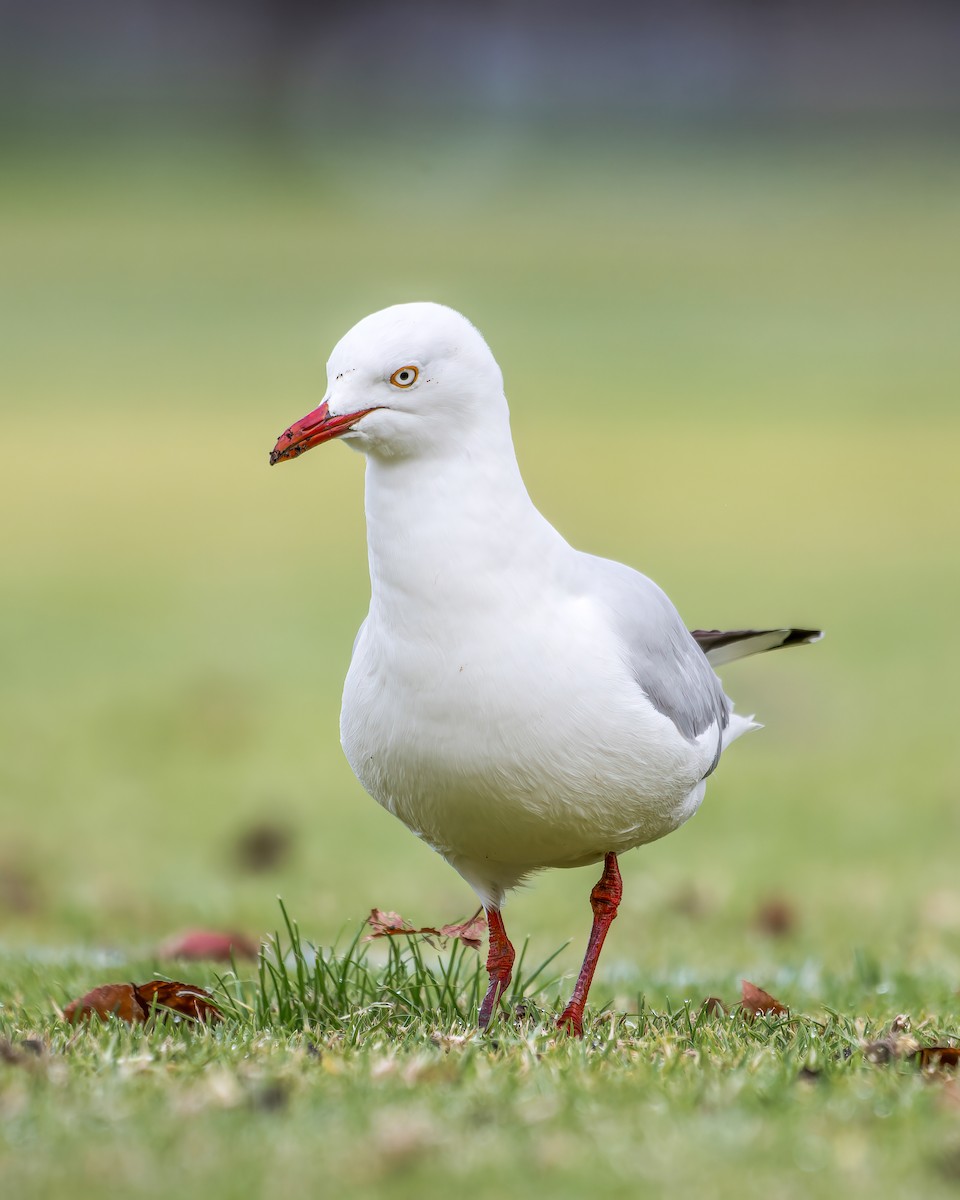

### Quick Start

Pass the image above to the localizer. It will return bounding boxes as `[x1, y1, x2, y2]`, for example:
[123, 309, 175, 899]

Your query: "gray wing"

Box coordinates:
[577, 553, 730, 749]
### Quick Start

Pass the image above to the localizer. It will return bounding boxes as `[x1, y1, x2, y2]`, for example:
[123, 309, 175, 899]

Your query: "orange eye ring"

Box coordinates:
[390, 365, 419, 388]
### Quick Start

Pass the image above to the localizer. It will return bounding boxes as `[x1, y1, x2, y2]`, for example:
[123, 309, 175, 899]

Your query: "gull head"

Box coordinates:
[269, 302, 505, 465]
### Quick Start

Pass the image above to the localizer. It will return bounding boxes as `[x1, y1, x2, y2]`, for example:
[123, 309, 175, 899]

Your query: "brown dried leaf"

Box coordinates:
[157, 930, 259, 961]
[64, 980, 222, 1025]
[740, 980, 789, 1019]
[64, 983, 146, 1024]
[365, 908, 485, 951]
[699, 996, 728, 1017]
[233, 820, 293, 873]
[438, 910, 486, 951]
[754, 897, 797, 938]
[918, 1046, 960, 1071]
[366, 908, 415, 938]
[135, 981, 223, 1023]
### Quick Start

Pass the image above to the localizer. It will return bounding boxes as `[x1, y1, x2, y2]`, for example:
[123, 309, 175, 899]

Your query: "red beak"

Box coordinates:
[269, 401, 377, 465]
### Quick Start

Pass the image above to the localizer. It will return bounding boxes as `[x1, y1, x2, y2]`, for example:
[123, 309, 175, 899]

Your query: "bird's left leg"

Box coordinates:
[478, 908, 515, 1030]
[557, 852, 622, 1037]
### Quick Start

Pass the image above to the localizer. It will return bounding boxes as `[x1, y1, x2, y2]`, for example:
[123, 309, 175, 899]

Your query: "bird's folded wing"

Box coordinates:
[577, 553, 730, 743]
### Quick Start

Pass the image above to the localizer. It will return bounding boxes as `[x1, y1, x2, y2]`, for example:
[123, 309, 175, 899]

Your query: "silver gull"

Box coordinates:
[269, 302, 821, 1036]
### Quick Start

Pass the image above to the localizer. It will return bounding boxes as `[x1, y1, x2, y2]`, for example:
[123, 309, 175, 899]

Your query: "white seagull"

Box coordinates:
[269, 302, 820, 1036]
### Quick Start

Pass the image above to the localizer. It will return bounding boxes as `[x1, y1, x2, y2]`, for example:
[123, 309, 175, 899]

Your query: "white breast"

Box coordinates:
[337, 411, 724, 907]
[340, 587, 714, 889]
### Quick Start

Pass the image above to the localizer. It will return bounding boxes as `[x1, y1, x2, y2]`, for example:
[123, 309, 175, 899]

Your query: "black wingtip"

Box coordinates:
[691, 626, 824, 664]
[780, 628, 824, 648]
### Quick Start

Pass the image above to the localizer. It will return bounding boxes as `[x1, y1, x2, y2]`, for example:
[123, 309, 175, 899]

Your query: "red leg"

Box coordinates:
[478, 908, 515, 1030]
[557, 853, 622, 1037]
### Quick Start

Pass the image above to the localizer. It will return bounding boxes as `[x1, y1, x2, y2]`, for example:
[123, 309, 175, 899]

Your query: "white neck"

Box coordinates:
[362, 409, 563, 625]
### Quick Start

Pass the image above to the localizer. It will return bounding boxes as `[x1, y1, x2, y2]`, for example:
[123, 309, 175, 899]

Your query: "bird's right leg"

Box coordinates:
[556, 852, 622, 1037]
[478, 908, 515, 1030]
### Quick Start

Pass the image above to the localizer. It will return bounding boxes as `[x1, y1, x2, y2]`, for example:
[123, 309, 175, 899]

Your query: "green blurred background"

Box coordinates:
[1, 1, 959, 986]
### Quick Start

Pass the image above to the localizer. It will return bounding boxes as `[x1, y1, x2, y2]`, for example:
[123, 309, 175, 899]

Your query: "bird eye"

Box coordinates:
[390, 365, 419, 388]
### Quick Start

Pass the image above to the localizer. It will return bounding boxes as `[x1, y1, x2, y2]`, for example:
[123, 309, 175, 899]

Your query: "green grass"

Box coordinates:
[1, 125, 960, 1197]
[3, 916, 960, 1200]
[244, 904, 567, 1035]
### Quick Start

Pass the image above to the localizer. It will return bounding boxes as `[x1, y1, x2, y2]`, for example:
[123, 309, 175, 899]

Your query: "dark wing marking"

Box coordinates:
[691, 627, 822, 666]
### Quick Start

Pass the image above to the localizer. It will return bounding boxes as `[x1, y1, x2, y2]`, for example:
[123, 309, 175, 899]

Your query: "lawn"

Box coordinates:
[1, 125, 959, 1198]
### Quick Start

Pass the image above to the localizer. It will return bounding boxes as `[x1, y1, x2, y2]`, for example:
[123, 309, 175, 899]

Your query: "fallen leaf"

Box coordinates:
[366, 908, 412, 938]
[158, 930, 259, 961]
[233, 820, 293, 873]
[438, 910, 486, 950]
[699, 996, 728, 1017]
[918, 1046, 960, 1070]
[64, 983, 146, 1024]
[740, 980, 789, 1019]
[365, 908, 485, 950]
[64, 981, 222, 1025]
[135, 981, 223, 1023]
[754, 896, 797, 937]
